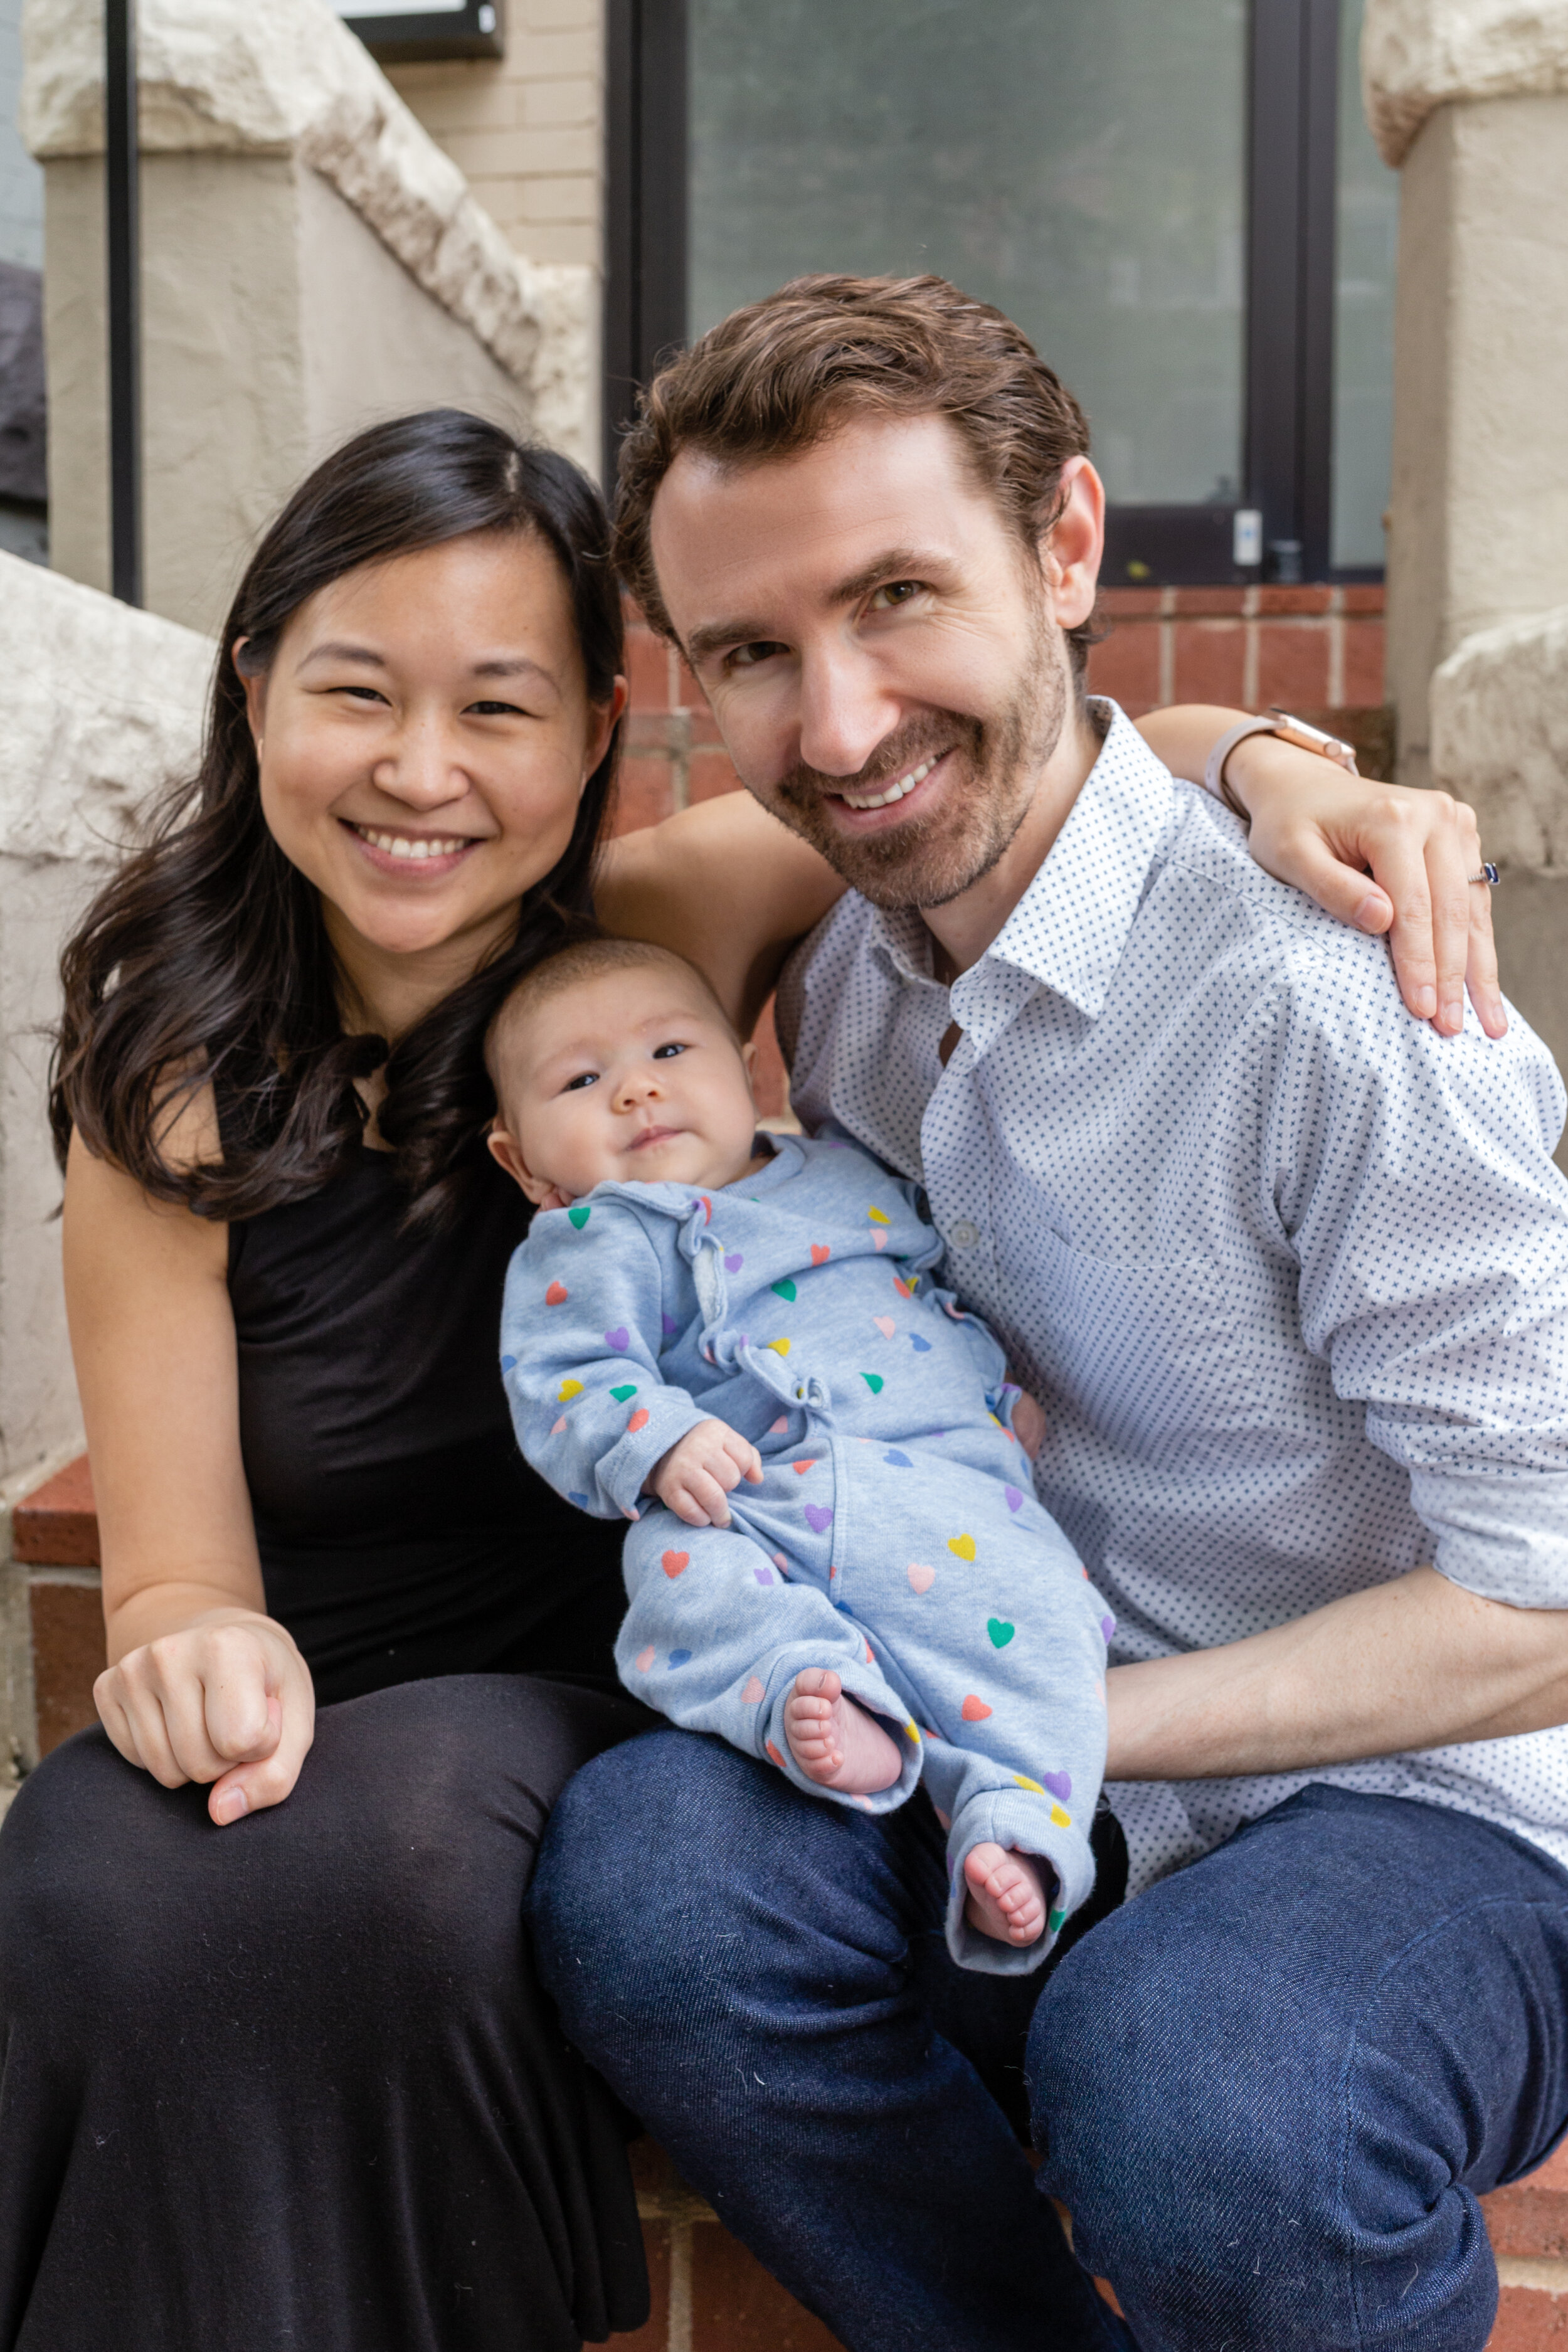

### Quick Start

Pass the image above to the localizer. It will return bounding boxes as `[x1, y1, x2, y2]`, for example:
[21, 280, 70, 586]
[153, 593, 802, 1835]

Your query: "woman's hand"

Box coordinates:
[95, 1607, 316, 1826]
[1137, 706, 1507, 1041]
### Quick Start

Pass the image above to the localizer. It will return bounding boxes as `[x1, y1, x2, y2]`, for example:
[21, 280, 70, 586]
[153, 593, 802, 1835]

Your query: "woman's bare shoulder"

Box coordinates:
[596, 792, 845, 1033]
[64, 1076, 229, 1271]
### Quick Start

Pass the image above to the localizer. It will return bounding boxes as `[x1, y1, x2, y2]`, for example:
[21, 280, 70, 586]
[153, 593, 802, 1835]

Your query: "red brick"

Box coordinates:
[626, 625, 675, 715]
[1172, 620, 1246, 707]
[30, 1581, 105, 1756]
[1487, 2285, 1568, 2348]
[1086, 619, 1160, 715]
[1483, 2143, 1568, 2259]
[1170, 586, 1248, 617]
[687, 749, 744, 803]
[1341, 584, 1386, 615]
[750, 996, 789, 1121]
[613, 756, 680, 836]
[615, 2223, 671, 2351]
[1257, 585, 1333, 616]
[1096, 588, 1164, 619]
[13, 1454, 98, 1566]
[690, 2224, 845, 2351]
[1255, 622, 1330, 709]
[1342, 618, 1386, 707]
[1527, 2147, 1568, 2195]
[1486, 2184, 1568, 2260]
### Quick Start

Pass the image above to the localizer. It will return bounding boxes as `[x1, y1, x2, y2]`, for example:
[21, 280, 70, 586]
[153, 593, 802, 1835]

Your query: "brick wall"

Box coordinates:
[1088, 583, 1389, 770]
[386, 0, 603, 271]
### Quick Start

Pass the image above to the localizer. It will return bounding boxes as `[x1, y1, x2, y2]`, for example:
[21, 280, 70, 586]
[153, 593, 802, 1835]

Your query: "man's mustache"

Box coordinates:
[771, 717, 982, 809]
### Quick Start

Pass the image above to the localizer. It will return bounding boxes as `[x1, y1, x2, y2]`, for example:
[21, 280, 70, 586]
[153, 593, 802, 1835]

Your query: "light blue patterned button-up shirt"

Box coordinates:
[776, 702, 1568, 1894]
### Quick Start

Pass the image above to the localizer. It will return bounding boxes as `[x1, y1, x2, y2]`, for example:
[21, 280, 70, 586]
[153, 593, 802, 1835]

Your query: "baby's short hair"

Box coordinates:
[485, 935, 738, 1112]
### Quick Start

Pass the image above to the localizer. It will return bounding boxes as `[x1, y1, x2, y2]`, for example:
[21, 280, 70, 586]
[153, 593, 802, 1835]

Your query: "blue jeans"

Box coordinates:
[529, 1733, 1568, 2351]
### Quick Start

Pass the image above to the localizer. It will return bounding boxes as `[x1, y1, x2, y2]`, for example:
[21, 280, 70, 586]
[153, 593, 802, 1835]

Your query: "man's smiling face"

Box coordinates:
[649, 411, 1098, 911]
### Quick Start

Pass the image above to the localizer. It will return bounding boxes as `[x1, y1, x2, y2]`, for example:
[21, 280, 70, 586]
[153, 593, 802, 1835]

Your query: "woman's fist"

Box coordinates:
[95, 1609, 316, 1825]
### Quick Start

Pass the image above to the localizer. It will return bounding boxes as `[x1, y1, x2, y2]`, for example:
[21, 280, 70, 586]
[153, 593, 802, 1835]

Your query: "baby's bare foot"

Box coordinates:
[963, 1843, 1051, 1947]
[785, 1670, 903, 1793]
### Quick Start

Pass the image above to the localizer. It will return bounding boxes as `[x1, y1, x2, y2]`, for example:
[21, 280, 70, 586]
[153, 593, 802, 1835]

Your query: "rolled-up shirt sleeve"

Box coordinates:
[1273, 964, 1568, 1608]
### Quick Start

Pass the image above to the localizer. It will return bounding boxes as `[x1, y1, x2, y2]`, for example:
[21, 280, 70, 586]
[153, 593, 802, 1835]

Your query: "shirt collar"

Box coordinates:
[976, 701, 1180, 1020]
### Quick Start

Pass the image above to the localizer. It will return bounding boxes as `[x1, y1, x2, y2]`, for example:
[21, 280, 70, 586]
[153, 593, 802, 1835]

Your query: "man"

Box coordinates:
[531, 276, 1568, 2351]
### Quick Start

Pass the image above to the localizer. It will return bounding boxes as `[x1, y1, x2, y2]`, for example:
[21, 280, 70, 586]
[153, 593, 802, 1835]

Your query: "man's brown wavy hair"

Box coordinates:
[613, 272, 1098, 675]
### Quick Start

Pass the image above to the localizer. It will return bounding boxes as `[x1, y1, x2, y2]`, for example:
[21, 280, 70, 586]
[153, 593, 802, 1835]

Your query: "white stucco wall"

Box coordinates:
[1364, 3, 1568, 795]
[0, 550, 210, 1488]
[24, 0, 596, 632]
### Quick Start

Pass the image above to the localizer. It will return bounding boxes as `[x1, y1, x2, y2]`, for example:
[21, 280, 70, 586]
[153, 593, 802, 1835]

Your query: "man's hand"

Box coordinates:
[95, 1607, 315, 1826]
[649, 1418, 765, 1527]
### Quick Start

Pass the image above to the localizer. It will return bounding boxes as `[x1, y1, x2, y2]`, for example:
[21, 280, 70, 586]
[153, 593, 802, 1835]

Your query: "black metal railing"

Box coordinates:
[105, 0, 140, 606]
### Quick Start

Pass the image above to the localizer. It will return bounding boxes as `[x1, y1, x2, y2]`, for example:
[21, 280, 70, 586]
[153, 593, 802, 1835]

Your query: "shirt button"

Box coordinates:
[948, 1219, 981, 1249]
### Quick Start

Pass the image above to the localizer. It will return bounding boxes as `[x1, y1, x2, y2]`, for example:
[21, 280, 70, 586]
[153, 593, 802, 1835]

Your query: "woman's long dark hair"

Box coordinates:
[50, 409, 623, 1229]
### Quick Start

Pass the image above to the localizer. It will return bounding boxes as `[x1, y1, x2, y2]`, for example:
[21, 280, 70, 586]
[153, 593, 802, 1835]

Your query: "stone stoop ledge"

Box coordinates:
[21, 0, 592, 465]
[1431, 605, 1568, 872]
[1362, 0, 1568, 167]
[1428, 603, 1568, 1129]
[9, 1449, 1568, 2348]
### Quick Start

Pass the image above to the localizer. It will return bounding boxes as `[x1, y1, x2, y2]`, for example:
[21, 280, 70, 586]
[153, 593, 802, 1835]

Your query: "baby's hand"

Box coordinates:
[649, 1419, 764, 1528]
[1011, 1389, 1047, 1461]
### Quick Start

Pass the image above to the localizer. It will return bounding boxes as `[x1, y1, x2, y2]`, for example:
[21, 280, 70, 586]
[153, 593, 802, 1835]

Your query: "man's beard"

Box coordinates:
[759, 608, 1069, 911]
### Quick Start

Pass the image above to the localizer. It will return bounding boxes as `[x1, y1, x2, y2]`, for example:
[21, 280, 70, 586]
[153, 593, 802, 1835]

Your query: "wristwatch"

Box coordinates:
[1203, 709, 1360, 822]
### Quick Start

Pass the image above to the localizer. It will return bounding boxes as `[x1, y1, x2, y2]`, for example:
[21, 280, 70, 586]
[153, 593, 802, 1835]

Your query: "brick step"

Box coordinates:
[9, 1454, 1561, 2348]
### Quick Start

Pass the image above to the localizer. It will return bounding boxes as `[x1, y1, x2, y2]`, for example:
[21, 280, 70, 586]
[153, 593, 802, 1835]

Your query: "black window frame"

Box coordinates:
[603, 0, 1382, 586]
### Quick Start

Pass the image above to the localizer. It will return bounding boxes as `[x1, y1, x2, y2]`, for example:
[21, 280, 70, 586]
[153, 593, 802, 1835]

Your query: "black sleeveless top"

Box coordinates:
[228, 1147, 629, 1707]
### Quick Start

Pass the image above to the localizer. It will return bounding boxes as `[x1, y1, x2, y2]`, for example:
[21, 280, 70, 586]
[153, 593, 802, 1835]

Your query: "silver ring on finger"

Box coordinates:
[1470, 863, 1500, 886]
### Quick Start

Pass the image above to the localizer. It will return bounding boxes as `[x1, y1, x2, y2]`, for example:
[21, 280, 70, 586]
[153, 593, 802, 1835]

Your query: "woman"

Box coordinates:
[0, 408, 1493, 2349]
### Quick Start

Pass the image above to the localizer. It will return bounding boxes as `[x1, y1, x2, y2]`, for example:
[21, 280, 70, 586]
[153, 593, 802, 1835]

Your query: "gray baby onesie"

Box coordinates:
[501, 1130, 1111, 1971]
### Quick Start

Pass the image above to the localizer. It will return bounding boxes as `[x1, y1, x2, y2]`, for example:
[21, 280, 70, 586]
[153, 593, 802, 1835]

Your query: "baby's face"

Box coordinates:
[491, 965, 759, 1204]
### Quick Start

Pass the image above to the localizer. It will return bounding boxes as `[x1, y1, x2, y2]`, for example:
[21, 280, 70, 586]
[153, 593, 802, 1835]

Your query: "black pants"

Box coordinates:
[0, 1674, 653, 2351]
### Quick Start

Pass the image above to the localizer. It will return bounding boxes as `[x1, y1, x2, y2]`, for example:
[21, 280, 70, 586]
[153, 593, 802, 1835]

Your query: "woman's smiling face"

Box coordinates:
[241, 529, 625, 1013]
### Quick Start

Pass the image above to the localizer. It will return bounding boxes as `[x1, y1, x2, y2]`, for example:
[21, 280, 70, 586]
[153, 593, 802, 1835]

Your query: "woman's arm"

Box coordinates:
[596, 792, 844, 1036]
[1139, 704, 1505, 1041]
[64, 1115, 314, 1825]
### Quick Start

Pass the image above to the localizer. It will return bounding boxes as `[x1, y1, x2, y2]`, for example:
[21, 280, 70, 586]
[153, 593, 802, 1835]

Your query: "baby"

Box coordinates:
[488, 938, 1112, 1973]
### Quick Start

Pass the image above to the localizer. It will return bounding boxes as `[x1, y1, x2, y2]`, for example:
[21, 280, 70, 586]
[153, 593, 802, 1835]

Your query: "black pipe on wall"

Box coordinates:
[105, 0, 141, 607]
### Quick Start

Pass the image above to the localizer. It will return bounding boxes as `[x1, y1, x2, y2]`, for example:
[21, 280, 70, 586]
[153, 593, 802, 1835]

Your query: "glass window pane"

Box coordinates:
[1332, 0, 1397, 569]
[0, 0, 42, 271]
[689, 0, 1248, 509]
